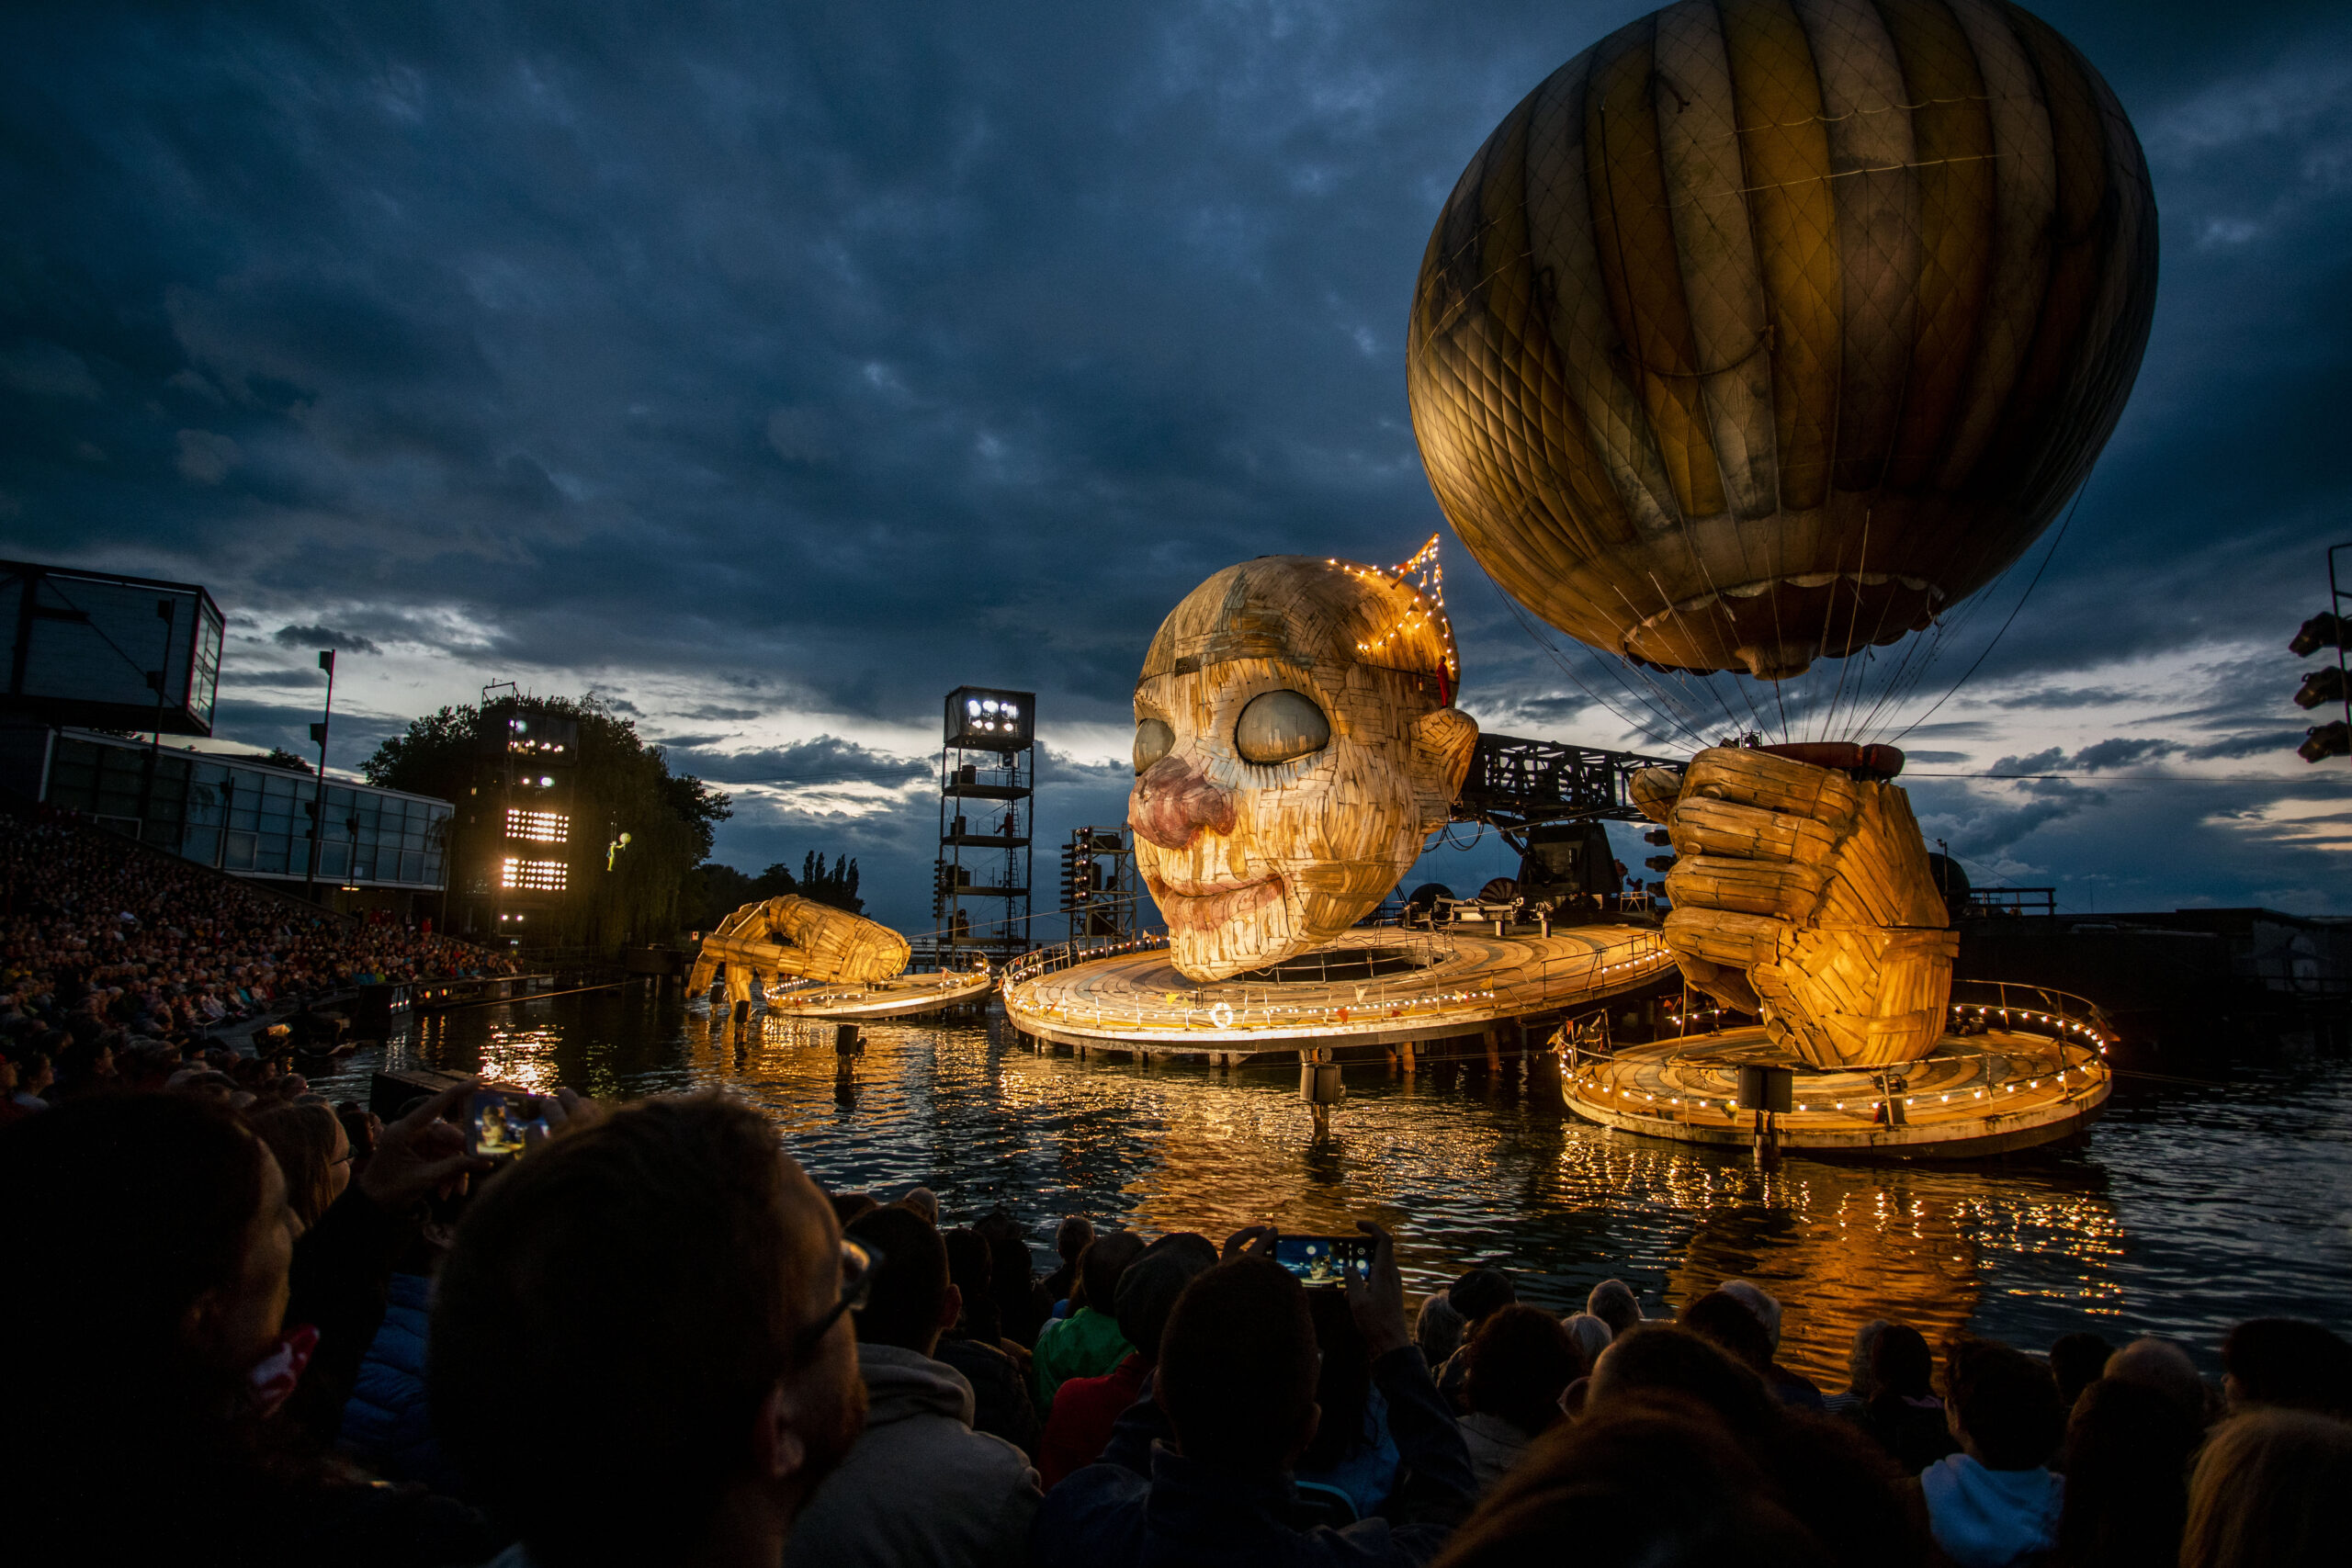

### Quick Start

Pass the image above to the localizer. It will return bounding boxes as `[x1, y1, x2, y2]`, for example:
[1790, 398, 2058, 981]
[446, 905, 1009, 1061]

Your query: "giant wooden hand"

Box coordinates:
[1634, 748, 1955, 1070]
[686, 896, 911, 1005]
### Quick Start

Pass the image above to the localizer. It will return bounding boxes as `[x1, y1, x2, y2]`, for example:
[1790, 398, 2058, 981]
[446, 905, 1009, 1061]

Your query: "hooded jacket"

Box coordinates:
[785, 1342, 1042, 1568]
[1918, 1452, 2063, 1568]
[937, 1328, 1044, 1462]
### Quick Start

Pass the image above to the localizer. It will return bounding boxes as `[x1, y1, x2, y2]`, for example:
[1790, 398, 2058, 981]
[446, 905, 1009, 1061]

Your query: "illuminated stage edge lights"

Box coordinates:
[1563, 1013, 2115, 1157]
[744, 965, 998, 1022]
[1001, 925, 1678, 1066]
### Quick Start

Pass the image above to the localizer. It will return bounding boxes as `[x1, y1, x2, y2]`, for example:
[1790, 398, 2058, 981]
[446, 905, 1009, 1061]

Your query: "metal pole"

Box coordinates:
[140, 598, 175, 829]
[304, 649, 336, 902]
[2331, 544, 2351, 735]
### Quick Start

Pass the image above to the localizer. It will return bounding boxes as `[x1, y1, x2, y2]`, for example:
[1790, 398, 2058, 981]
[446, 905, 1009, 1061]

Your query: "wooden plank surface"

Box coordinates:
[1006, 924, 1676, 1054]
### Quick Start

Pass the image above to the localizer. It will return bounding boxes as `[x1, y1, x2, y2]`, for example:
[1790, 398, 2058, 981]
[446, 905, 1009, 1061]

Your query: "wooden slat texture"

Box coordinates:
[1006, 925, 1675, 1055]
[686, 896, 912, 1002]
[1131, 556, 1478, 983]
[1657, 747, 1955, 1068]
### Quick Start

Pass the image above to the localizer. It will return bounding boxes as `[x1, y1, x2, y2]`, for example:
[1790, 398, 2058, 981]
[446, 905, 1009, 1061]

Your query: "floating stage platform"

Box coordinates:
[712, 968, 996, 1023]
[1563, 1006, 2114, 1158]
[1001, 924, 1678, 1065]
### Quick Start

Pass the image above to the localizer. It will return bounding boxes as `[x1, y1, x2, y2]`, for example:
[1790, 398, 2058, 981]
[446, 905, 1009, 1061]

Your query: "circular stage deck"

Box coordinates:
[1002, 924, 1676, 1061]
[1564, 1027, 2112, 1157]
[743, 968, 996, 1021]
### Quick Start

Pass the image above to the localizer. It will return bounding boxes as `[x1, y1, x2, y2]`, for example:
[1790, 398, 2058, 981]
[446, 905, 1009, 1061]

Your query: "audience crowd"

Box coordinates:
[2, 820, 2345, 1565]
[6, 1043, 2349, 1568]
[0, 810, 516, 1077]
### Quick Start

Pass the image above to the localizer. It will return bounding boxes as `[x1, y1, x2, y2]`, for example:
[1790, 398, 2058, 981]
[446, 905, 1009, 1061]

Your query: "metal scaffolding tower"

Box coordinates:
[933, 686, 1035, 963]
[1057, 826, 1140, 942]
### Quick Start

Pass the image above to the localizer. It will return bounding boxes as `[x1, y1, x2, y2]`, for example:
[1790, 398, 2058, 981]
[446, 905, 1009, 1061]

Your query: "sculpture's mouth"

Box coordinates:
[1145, 872, 1282, 936]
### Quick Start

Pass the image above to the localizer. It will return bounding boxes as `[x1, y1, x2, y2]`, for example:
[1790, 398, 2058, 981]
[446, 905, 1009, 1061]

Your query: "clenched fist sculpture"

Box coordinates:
[687, 896, 912, 1006]
[1634, 746, 1956, 1071]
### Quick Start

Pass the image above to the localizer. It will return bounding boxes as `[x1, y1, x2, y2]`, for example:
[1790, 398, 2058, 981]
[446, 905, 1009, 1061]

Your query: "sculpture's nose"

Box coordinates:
[1128, 754, 1238, 852]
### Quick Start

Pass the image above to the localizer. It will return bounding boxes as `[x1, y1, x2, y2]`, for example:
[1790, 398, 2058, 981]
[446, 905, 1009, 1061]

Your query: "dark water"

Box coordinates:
[308, 985, 2352, 1390]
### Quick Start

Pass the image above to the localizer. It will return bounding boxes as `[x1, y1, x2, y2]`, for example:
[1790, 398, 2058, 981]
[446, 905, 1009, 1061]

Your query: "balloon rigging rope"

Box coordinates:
[1851, 529, 1996, 739]
[1889, 480, 2089, 745]
[1488, 572, 1706, 750]
[1857, 516, 2046, 741]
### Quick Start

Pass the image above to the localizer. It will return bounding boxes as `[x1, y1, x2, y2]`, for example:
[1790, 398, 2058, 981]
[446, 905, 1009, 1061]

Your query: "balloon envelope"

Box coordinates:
[1408, 0, 2157, 680]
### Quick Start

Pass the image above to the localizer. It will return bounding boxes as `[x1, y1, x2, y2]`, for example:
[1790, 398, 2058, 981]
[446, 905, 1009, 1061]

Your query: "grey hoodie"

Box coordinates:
[785, 1342, 1043, 1568]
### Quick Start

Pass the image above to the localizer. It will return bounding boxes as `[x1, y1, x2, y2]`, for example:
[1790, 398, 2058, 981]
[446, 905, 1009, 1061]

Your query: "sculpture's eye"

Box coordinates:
[1133, 717, 1175, 775]
[1234, 690, 1330, 765]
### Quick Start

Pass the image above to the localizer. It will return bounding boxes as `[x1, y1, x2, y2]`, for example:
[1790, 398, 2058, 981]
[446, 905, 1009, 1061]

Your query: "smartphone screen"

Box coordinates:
[1272, 1234, 1373, 1286]
[466, 1088, 549, 1159]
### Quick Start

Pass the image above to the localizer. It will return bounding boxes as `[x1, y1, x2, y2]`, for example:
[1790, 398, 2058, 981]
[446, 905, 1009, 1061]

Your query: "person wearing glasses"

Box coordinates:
[786, 1203, 1045, 1568]
[433, 1094, 870, 1568]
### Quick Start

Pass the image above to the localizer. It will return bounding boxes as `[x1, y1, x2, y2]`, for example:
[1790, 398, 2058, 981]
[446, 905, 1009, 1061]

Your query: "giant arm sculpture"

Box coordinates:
[687, 896, 913, 1007]
[1634, 747, 1955, 1071]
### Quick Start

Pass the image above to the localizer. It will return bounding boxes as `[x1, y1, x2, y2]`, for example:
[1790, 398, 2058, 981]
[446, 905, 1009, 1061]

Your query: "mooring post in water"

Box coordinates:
[1301, 1045, 1341, 1139]
[1737, 1064, 1792, 1168]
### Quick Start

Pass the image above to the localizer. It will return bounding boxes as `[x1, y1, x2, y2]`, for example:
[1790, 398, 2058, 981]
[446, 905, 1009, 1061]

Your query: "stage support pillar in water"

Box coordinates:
[1302, 1046, 1342, 1138]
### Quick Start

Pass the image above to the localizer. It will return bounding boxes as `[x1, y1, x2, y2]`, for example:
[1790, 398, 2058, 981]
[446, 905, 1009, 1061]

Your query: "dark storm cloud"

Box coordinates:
[2186, 728, 2311, 761]
[1993, 687, 2143, 712]
[274, 623, 380, 654]
[5, 0, 2350, 919]
[2070, 738, 2188, 773]
[1986, 738, 2193, 774]
[671, 736, 929, 789]
[207, 696, 407, 773]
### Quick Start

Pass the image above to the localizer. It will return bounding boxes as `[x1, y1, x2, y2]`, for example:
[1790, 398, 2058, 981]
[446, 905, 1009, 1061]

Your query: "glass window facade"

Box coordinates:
[44, 731, 453, 891]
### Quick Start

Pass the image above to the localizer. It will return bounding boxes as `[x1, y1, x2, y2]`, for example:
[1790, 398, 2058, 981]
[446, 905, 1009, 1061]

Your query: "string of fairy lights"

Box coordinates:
[1563, 997, 2114, 1123]
[1336, 534, 1461, 682]
[996, 930, 1675, 1037]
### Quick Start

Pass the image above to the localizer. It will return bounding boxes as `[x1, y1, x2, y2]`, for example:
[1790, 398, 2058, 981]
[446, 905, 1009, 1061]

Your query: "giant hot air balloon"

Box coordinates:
[1407, 0, 2156, 682]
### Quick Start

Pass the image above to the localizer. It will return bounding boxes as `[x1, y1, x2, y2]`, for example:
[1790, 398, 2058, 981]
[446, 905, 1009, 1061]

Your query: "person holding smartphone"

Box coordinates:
[1034, 1222, 1476, 1565]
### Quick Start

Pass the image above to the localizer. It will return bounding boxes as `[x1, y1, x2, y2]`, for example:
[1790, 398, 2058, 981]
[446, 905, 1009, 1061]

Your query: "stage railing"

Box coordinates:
[1946, 979, 2119, 1052]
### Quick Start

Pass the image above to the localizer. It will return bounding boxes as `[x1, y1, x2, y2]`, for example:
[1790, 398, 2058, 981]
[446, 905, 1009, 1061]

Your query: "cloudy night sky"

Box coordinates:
[3, 0, 2346, 936]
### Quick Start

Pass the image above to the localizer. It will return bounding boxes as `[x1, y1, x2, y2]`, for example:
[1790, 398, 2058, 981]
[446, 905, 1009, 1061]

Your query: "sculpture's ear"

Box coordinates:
[1411, 706, 1479, 826]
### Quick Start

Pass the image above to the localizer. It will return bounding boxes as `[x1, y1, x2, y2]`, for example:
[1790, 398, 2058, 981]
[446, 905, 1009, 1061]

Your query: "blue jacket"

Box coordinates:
[336, 1272, 457, 1492]
[1033, 1347, 1474, 1568]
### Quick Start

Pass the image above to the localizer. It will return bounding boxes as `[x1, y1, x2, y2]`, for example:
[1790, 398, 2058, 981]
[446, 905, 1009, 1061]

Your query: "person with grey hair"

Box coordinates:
[1561, 1312, 1613, 1373]
[1718, 1279, 1825, 1410]
[1586, 1279, 1643, 1337]
[2104, 1337, 2210, 1427]
[1719, 1280, 1781, 1342]
[1826, 1319, 1891, 1417]
[1415, 1291, 1465, 1368]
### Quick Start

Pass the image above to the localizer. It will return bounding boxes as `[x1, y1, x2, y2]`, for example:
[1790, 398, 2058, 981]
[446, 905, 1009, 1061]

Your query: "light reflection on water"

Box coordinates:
[324, 987, 2352, 1390]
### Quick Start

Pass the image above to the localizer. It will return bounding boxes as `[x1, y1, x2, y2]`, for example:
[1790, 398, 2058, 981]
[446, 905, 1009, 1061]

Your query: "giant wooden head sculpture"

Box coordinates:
[1129, 554, 1480, 982]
